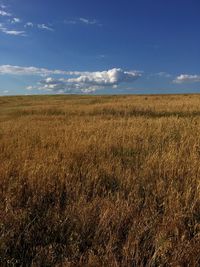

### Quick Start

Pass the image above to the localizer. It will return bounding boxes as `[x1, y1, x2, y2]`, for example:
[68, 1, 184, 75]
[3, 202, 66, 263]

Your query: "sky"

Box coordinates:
[0, 0, 200, 95]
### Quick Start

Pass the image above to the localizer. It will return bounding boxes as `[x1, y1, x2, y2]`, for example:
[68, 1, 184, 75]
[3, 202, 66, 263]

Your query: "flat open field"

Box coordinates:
[1, 94, 200, 266]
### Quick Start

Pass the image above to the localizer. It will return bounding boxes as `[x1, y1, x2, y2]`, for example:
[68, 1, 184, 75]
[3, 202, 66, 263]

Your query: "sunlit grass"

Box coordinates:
[1, 94, 200, 266]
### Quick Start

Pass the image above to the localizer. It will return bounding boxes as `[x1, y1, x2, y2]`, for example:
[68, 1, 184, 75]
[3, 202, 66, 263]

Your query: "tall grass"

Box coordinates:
[0, 94, 200, 266]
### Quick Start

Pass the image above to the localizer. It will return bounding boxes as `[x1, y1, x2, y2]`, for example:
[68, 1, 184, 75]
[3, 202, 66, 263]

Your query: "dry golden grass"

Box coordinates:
[0, 94, 200, 266]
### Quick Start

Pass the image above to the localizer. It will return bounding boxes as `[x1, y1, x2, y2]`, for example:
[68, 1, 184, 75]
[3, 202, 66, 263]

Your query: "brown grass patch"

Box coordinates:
[0, 94, 200, 266]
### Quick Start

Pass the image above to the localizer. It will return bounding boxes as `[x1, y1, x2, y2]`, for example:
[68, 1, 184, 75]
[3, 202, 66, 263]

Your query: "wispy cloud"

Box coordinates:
[2, 30, 25, 36]
[173, 74, 200, 84]
[154, 72, 172, 78]
[37, 24, 54, 31]
[0, 65, 69, 75]
[97, 54, 106, 59]
[0, 4, 25, 36]
[11, 17, 21, 24]
[0, 4, 6, 9]
[64, 20, 78, 25]
[0, 23, 25, 36]
[0, 9, 11, 16]
[0, 3, 54, 36]
[64, 17, 101, 26]
[24, 22, 34, 28]
[79, 18, 99, 25]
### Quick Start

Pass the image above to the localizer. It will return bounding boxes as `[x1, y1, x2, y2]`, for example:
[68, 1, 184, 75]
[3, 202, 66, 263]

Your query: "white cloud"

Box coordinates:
[0, 24, 25, 36]
[64, 17, 101, 26]
[155, 72, 172, 78]
[0, 65, 70, 75]
[3, 90, 9, 94]
[0, 65, 141, 93]
[24, 22, 34, 27]
[173, 74, 200, 84]
[67, 68, 141, 86]
[0, 5, 26, 35]
[148, 72, 172, 79]
[26, 86, 34, 90]
[0, 10, 11, 16]
[37, 24, 54, 31]
[39, 77, 68, 91]
[0, 4, 53, 34]
[64, 20, 78, 25]
[37, 68, 141, 93]
[97, 54, 106, 59]
[0, 64, 106, 76]
[79, 18, 99, 25]
[38, 77, 103, 94]
[4, 30, 25, 35]
[0, 4, 6, 9]
[11, 17, 21, 24]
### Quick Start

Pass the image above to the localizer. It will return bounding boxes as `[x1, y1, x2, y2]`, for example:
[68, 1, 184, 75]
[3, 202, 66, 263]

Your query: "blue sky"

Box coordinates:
[0, 0, 200, 95]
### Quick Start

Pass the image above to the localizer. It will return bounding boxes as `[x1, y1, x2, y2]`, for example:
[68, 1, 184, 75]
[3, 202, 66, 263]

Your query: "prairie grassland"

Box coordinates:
[0, 94, 200, 266]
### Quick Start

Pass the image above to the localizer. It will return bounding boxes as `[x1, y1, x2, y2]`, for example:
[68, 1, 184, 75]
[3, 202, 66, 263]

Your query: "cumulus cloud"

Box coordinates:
[0, 65, 141, 94]
[37, 24, 54, 31]
[173, 74, 200, 84]
[38, 77, 100, 93]
[40, 77, 67, 91]
[37, 68, 141, 93]
[67, 68, 141, 86]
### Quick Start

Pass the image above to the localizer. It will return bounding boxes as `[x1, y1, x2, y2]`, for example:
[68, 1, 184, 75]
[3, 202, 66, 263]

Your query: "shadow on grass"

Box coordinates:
[89, 108, 200, 118]
[7, 107, 200, 119]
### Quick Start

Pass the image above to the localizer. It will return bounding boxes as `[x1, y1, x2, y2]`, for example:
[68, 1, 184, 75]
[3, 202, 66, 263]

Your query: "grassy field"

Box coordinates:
[1, 94, 200, 266]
